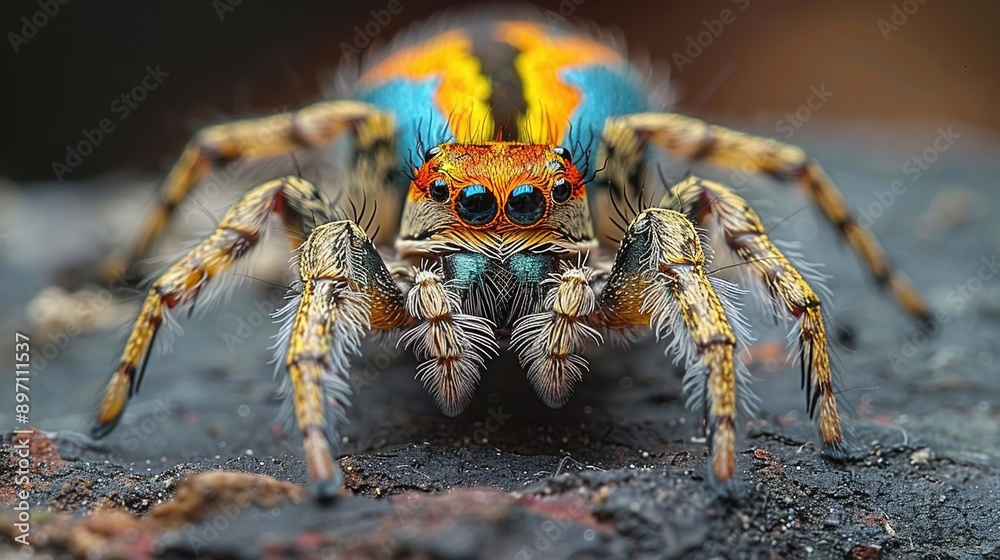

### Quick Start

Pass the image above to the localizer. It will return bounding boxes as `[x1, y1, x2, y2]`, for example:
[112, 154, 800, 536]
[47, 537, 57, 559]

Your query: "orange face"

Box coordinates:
[412, 143, 584, 228]
[397, 143, 595, 259]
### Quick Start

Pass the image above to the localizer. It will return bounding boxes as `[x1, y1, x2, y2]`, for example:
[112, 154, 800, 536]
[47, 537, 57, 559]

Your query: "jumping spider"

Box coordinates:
[90, 17, 929, 499]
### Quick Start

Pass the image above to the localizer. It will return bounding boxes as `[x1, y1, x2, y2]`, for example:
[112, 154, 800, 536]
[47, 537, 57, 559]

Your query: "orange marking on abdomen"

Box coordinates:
[360, 30, 493, 142]
[496, 22, 623, 144]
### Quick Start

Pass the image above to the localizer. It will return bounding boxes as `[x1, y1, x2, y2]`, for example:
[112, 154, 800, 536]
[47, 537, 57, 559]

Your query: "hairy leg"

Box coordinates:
[600, 112, 930, 321]
[590, 207, 747, 493]
[105, 100, 397, 279]
[281, 220, 414, 499]
[92, 176, 331, 438]
[669, 176, 844, 454]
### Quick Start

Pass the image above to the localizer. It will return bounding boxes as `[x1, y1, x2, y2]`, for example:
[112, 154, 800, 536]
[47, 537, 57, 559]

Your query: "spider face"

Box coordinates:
[398, 142, 594, 259]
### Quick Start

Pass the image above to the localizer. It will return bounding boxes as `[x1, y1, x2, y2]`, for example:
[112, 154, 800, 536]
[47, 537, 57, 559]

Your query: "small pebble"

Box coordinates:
[910, 448, 932, 465]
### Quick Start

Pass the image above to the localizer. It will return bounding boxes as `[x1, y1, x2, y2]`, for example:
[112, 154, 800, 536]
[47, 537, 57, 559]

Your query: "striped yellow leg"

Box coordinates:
[92, 176, 330, 438]
[603, 113, 930, 321]
[591, 208, 744, 494]
[669, 176, 844, 455]
[282, 221, 413, 500]
[102, 100, 396, 280]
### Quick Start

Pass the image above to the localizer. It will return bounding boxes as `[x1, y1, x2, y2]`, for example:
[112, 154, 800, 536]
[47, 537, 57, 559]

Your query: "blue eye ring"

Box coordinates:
[505, 183, 546, 226]
[455, 184, 497, 225]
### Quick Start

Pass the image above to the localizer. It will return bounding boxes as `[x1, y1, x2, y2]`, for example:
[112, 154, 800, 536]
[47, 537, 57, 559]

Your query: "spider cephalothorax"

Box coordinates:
[89, 15, 930, 500]
[398, 142, 593, 259]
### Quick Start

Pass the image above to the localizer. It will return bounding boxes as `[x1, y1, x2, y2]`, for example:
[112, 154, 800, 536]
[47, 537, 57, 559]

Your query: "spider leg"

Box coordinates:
[92, 176, 332, 438]
[589, 207, 745, 494]
[282, 221, 414, 500]
[103, 100, 396, 280]
[669, 176, 844, 455]
[601, 113, 930, 321]
[510, 264, 602, 407]
[399, 263, 499, 416]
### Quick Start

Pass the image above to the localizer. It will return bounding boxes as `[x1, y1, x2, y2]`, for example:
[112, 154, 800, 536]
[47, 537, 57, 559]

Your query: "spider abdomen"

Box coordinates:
[352, 20, 653, 173]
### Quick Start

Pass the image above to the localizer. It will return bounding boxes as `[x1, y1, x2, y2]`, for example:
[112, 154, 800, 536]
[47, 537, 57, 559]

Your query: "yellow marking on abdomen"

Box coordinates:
[497, 22, 622, 144]
[361, 30, 493, 142]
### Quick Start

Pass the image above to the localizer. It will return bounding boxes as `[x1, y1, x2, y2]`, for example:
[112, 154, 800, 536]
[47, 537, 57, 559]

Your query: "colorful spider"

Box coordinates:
[90, 17, 929, 499]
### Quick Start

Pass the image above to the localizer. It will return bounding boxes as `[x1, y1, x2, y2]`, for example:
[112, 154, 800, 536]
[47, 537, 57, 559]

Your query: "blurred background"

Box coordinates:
[1, 5, 1000, 554]
[1, 0, 996, 181]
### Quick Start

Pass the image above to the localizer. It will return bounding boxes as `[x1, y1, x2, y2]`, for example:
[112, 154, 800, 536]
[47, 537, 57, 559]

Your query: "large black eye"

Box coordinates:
[456, 184, 497, 225]
[505, 184, 546, 225]
[551, 178, 571, 203]
[429, 179, 449, 202]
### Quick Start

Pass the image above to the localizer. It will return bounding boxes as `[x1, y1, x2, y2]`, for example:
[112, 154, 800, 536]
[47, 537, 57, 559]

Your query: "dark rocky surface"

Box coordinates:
[1, 122, 998, 558]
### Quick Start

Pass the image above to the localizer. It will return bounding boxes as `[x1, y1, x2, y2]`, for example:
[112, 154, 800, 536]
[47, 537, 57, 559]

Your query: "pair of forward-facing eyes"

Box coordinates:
[423, 178, 573, 226]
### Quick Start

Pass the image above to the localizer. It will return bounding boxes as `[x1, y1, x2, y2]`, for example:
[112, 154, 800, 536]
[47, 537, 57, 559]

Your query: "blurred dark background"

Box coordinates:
[1, 0, 996, 182]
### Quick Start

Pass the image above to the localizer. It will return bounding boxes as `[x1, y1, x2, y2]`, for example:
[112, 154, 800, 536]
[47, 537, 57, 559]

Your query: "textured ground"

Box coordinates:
[1, 121, 998, 559]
